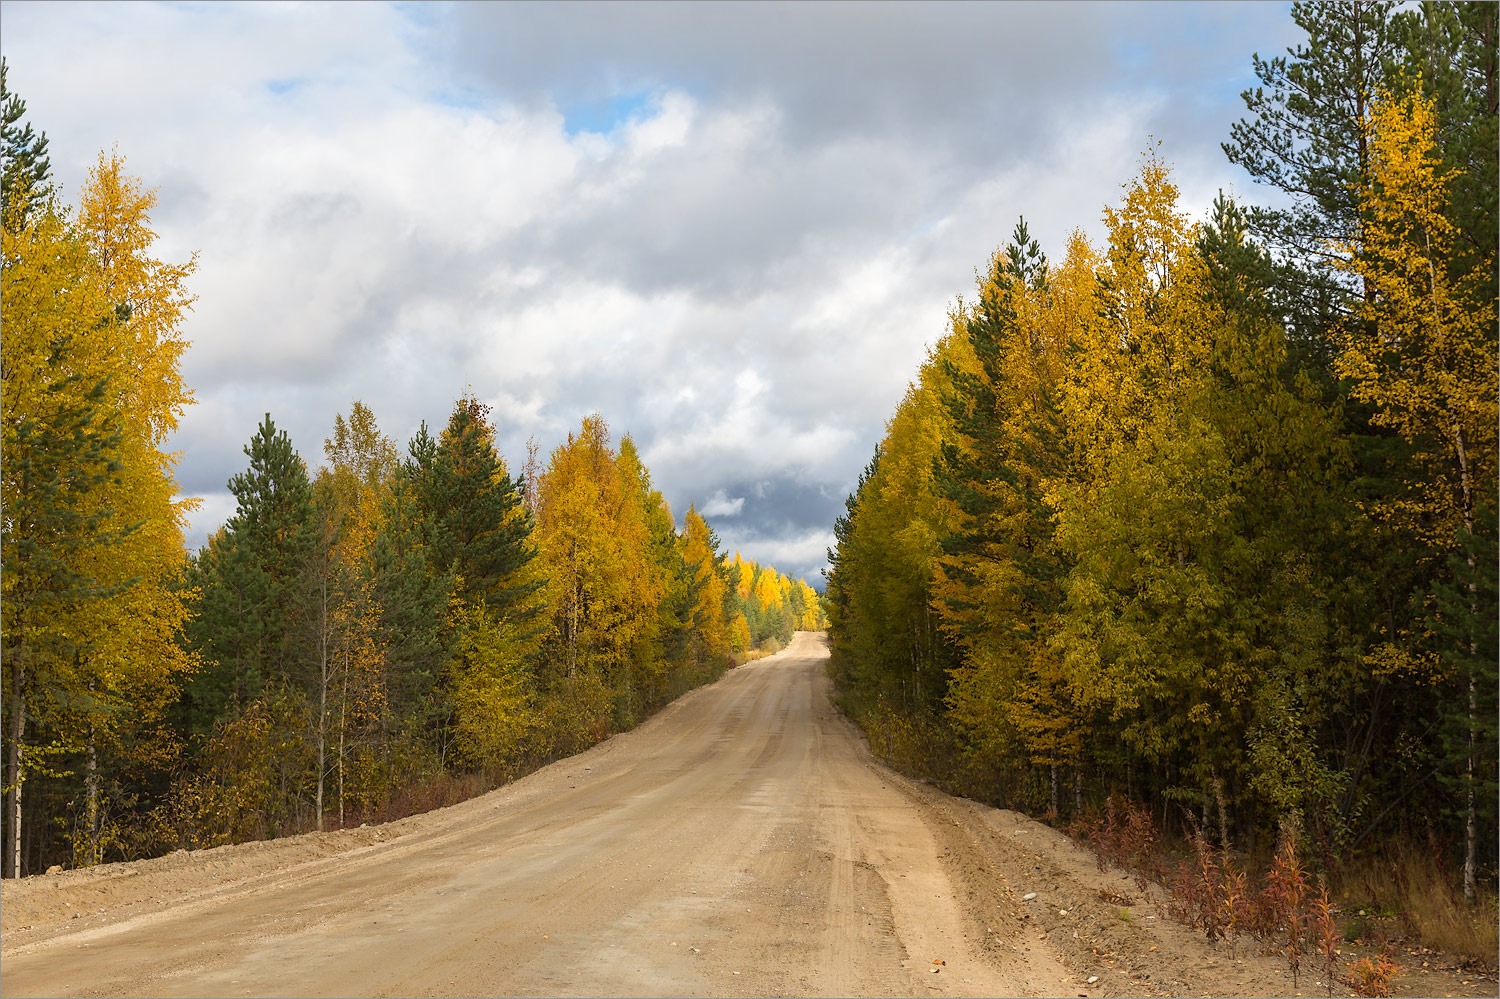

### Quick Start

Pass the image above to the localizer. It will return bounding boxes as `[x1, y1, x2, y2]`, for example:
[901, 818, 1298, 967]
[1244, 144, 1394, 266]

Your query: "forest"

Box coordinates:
[823, 0, 1497, 957]
[0, 60, 822, 877]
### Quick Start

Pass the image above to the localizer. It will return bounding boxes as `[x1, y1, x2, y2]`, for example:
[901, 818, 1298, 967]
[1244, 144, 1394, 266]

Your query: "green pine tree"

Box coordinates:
[366, 470, 456, 730]
[2, 366, 127, 877]
[407, 399, 539, 622]
[1223, 0, 1402, 295]
[186, 415, 319, 732]
[0, 58, 53, 211]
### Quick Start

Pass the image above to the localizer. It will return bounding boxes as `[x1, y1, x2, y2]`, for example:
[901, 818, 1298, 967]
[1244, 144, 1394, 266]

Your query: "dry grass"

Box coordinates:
[365, 769, 493, 827]
[1339, 835, 1498, 969]
[1071, 801, 1496, 982]
[731, 637, 783, 666]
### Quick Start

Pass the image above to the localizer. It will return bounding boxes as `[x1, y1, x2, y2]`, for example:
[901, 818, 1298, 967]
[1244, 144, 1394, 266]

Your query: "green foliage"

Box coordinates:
[448, 600, 534, 770]
[13, 0, 1490, 910]
[1222, 0, 1402, 278]
[367, 470, 455, 721]
[1431, 504, 1500, 894]
[0, 58, 52, 210]
[186, 415, 319, 731]
[409, 398, 539, 619]
[82, 396, 795, 869]
[149, 684, 317, 848]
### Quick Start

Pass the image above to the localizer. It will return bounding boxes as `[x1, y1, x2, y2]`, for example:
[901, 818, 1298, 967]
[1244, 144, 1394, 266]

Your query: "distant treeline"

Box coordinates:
[824, 0, 1496, 904]
[0, 61, 822, 876]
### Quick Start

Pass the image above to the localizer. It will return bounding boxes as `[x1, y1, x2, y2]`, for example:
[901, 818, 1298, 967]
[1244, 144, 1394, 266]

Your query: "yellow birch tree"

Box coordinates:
[57, 153, 198, 866]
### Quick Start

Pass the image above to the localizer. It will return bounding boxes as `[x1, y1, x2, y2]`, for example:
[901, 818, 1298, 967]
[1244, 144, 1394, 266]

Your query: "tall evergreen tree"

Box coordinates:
[408, 398, 538, 621]
[932, 220, 1077, 810]
[186, 415, 318, 731]
[366, 471, 454, 721]
[1223, 0, 1402, 297]
[935, 220, 1063, 648]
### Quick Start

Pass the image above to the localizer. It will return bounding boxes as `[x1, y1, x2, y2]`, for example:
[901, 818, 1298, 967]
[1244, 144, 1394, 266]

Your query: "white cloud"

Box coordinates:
[189, 491, 240, 544]
[699, 489, 745, 518]
[0, 1, 1303, 582]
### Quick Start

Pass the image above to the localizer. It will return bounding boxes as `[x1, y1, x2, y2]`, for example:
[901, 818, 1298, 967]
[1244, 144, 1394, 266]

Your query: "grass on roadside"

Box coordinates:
[732, 636, 784, 666]
[1337, 835, 1499, 968]
[1071, 796, 1497, 997]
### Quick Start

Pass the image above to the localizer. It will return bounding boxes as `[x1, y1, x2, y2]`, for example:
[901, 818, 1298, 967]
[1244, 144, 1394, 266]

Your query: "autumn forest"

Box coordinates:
[824, 0, 1498, 951]
[2, 0, 1497, 963]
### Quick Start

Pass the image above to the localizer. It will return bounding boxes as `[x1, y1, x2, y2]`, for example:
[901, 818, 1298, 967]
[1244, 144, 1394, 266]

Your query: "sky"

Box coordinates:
[1, 1, 1301, 586]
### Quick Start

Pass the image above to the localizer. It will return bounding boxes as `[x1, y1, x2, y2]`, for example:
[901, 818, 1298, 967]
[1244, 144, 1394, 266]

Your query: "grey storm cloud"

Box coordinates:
[2, 1, 1301, 585]
[446, 2, 1295, 167]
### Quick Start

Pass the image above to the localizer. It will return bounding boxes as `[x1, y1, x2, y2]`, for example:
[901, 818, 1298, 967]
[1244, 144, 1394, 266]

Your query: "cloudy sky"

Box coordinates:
[3, 1, 1299, 585]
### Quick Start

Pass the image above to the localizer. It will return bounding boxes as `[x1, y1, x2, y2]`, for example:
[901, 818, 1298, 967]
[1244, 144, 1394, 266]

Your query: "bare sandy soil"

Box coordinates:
[1, 633, 1492, 998]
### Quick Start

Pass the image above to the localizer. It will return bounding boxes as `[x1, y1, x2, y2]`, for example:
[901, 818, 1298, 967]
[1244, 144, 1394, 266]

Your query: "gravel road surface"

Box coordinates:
[2, 633, 1487, 998]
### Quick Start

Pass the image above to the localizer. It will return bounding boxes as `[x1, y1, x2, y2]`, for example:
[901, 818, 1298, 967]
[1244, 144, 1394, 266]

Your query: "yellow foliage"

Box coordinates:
[682, 507, 729, 662]
[728, 611, 752, 653]
[752, 568, 784, 611]
[449, 600, 534, 768]
[536, 414, 661, 686]
[3, 154, 199, 866]
[76, 151, 197, 445]
[731, 552, 754, 601]
[65, 154, 200, 764]
[1332, 84, 1498, 547]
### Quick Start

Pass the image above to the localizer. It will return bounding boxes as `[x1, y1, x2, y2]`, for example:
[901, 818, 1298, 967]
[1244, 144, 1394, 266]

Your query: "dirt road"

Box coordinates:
[1, 634, 1488, 998]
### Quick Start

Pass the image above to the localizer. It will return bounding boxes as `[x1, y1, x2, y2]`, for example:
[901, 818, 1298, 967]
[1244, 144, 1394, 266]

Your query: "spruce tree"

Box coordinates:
[935, 220, 1065, 645]
[187, 415, 318, 731]
[409, 398, 539, 621]
[365, 471, 454, 724]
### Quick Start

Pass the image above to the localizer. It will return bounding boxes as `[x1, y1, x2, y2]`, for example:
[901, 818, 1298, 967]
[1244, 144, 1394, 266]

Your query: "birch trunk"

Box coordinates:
[7, 655, 24, 879]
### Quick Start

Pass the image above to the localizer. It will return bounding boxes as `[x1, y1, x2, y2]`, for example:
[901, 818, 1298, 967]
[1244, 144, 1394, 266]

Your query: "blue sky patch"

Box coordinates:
[561, 90, 655, 136]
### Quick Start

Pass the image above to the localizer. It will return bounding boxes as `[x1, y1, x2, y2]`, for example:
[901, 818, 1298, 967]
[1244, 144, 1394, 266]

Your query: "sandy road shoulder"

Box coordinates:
[824, 696, 1306, 998]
